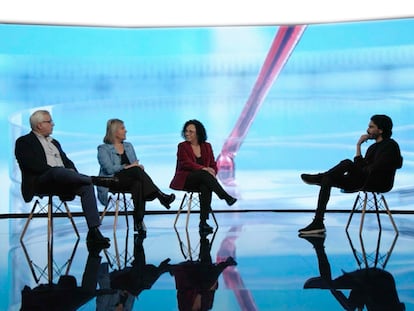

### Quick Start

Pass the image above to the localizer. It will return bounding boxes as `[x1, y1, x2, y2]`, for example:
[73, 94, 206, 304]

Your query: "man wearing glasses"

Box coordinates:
[15, 109, 117, 247]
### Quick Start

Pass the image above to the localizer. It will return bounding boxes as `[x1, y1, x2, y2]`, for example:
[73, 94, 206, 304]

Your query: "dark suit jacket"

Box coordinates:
[14, 131, 77, 202]
[170, 141, 218, 190]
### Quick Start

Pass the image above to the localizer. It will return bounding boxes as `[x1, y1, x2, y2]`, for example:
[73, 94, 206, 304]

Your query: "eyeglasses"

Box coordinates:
[42, 119, 53, 124]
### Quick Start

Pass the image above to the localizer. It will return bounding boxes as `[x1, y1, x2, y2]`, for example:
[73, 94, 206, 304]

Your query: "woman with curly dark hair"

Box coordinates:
[170, 119, 237, 233]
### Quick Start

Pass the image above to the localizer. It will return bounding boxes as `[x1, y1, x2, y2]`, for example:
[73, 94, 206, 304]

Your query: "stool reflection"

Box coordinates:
[96, 234, 171, 311]
[20, 244, 110, 310]
[175, 225, 218, 261]
[170, 230, 237, 311]
[346, 221, 399, 270]
[19, 194, 80, 284]
[20, 232, 79, 285]
[300, 233, 405, 311]
[103, 228, 134, 271]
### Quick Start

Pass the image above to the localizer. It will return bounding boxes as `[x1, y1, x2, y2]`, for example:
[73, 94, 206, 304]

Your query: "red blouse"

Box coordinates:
[169, 141, 217, 190]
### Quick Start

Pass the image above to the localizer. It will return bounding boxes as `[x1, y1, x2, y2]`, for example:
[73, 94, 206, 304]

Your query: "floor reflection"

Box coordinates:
[170, 230, 236, 311]
[346, 226, 399, 270]
[19, 194, 81, 285]
[97, 234, 171, 310]
[301, 232, 405, 310]
[20, 237, 80, 285]
[20, 243, 104, 310]
[6, 212, 414, 310]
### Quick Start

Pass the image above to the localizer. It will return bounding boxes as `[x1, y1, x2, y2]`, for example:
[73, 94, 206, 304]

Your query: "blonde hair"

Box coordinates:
[103, 118, 124, 144]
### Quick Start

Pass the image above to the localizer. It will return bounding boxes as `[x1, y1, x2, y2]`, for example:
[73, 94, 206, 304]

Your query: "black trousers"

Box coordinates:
[315, 159, 367, 220]
[111, 167, 159, 223]
[184, 170, 230, 222]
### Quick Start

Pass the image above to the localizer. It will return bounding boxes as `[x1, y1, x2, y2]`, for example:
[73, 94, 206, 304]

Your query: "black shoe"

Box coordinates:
[301, 173, 324, 186]
[225, 256, 237, 266]
[91, 176, 119, 188]
[298, 233, 326, 249]
[199, 222, 214, 234]
[225, 196, 237, 206]
[304, 276, 332, 289]
[298, 219, 326, 235]
[86, 227, 110, 248]
[158, 192, 175, 210]
[159, 258, 172, 273]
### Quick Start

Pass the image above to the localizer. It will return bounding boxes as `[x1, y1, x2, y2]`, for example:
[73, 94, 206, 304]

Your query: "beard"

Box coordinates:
[368, 132, 379, 140]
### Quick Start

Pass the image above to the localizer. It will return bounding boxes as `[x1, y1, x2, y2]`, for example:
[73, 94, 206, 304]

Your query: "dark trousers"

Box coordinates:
[315, 159, 366, 220]
[36, 167, 100, 228]
[184, 170, 230, 222]
[112, 167, 159, 223]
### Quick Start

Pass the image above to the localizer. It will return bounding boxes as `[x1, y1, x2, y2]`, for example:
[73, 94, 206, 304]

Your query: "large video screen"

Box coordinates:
[1, 18, 413, 215]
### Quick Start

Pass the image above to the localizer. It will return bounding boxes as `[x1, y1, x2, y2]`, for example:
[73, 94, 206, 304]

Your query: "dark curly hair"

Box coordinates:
[371, 114, 393, 139]
[181, 119, 208, 144]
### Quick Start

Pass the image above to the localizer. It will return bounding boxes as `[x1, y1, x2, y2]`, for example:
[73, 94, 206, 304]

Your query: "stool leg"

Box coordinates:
[20, 199, 40, 242]
[359, 192, 368, 237]
[20, 237, 41, 283]
[185, 193, 193, 229]
[174, 193, 187, 227]
[113, 230, 121, 270]
[358, 226, 369, 268]
[47, 196, 53, 284]
[100, 195, 112, 223]
[346, 229, 363, 267]
[373, 193, 383, 233]
[381, 194, 399, 235]
[122, 193, 129, 229]
[63, 201, 80, 238]
[211, 213, 219, 228]
[113, 194, 120, 232]
[185, 228, 193, 260]
[345, 192, 361, 232]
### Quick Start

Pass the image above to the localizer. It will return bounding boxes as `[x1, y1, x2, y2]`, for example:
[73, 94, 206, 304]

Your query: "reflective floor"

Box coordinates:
[2, 207, 414, 311]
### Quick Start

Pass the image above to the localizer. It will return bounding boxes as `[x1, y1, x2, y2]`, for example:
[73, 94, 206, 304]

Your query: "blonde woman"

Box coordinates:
[97, 119, 175, 234]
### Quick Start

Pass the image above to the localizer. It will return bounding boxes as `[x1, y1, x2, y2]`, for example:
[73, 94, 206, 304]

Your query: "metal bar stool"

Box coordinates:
[100, 190, 134, 231]
[173, 191, 218, 229]
[20, 194, 80, 284]
[345, 191, 399, 236]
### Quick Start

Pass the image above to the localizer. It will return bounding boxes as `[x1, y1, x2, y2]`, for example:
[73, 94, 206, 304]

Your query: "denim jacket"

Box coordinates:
[96, 142, 138, 205]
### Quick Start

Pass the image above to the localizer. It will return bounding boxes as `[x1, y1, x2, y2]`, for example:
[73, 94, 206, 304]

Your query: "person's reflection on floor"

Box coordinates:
[96, 234, 171, 311]
[20, 244, 109, 310]
[300, 234, 405, 311]
[96, 262, 134, 311]
[170, 231, 237, 311]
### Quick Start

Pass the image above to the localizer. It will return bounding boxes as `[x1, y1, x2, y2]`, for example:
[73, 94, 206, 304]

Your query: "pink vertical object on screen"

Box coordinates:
[217, 25, 307, 185]
[216, 226, 259, 311]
